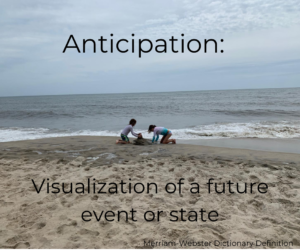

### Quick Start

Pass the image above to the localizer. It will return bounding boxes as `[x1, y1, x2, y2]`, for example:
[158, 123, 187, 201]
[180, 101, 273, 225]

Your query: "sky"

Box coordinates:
[0, 0, 300, 97]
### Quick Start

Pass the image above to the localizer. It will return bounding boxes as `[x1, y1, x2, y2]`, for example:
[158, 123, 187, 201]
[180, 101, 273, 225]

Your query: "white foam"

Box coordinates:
[0, 120, 300, 142]
[173, 121, 300, 139]
[0, 127, 120, 142]
[98, 153, 117, 159]
[139, 153, 150, 156]
[86, 157, 99, 162]
[33, 151, 43, 155]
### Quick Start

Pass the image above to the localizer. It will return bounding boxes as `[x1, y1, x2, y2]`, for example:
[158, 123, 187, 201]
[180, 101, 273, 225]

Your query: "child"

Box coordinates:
[148, 125, 176, 144]
[116, 119, 142, 144]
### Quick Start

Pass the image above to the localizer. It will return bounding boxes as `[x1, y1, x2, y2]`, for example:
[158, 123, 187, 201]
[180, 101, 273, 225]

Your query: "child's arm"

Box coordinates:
[152, 131, 155, 143]
[130, 126, 139, 137]
[152, 130, 159, 143]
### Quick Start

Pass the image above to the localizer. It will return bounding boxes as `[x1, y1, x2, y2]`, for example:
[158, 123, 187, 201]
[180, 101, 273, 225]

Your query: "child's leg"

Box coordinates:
[116, 134, 130, 144]
[161, 133, 172, 144]
[116, 139, 128, 144]
[165, 138, 176, 144]
[170, 139, 176, 144]
[160, 135, 166, 144]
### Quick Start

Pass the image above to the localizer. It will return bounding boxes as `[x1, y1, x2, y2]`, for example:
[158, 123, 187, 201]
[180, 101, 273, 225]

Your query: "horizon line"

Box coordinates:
[0, 86, 299, 98]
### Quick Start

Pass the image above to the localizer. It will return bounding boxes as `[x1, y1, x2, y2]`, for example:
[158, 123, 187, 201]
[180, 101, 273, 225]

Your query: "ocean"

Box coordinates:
[0, 88, 300, 142]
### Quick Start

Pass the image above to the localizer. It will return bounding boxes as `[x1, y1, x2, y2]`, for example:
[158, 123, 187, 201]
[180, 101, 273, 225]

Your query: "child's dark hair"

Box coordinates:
[129, 119, 136, 126]
[148, 125, 156, 133]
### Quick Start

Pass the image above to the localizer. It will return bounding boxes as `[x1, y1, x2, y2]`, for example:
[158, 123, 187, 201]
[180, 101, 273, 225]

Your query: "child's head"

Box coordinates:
[129, 119, 137, 126]
[148, 125, 156, 133]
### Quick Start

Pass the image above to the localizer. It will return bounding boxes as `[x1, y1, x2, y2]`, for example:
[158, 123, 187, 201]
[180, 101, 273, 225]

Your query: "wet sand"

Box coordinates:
[180, 138, 300, 154]
[0, 136, 299, 248]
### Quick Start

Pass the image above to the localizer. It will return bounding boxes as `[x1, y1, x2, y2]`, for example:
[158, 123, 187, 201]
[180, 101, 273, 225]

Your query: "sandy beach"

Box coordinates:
[0, 136, 300, 248]
[2, 0, 300, 248]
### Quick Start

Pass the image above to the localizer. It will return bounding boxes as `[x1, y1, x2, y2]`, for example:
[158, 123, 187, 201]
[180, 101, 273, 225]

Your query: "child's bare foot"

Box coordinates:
[172, 139, 176, 144]
[116, 140, 119, 144]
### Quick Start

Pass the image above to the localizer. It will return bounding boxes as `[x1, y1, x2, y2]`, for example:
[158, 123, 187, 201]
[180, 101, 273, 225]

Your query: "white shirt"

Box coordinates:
[121, 125, 139, 137]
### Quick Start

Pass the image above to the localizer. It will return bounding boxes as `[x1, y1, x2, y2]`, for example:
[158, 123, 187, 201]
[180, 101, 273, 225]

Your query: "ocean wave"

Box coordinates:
[212, 109, 300, 117]
[0, 127, 118, 142]
[0, 110, 83, 119]
[174, 121, 300, 139]
[0, 121, 299, 142]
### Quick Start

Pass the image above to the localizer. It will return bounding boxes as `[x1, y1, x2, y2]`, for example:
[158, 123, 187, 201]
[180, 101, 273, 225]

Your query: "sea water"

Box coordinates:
[0, 88, 299, 142]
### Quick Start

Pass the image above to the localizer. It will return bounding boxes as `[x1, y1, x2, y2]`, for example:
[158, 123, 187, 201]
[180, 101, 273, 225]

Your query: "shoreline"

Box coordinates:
[180, 138, 300, 154]
[0, 136, 299, 166]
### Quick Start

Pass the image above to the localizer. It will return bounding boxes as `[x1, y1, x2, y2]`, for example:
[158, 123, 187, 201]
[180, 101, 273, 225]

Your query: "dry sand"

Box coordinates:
[0, 136, 300, 249]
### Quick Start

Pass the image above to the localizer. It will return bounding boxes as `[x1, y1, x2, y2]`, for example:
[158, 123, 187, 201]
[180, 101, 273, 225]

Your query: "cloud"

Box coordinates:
[0, 0, 300, 96]
[134, 0, 300, 36]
